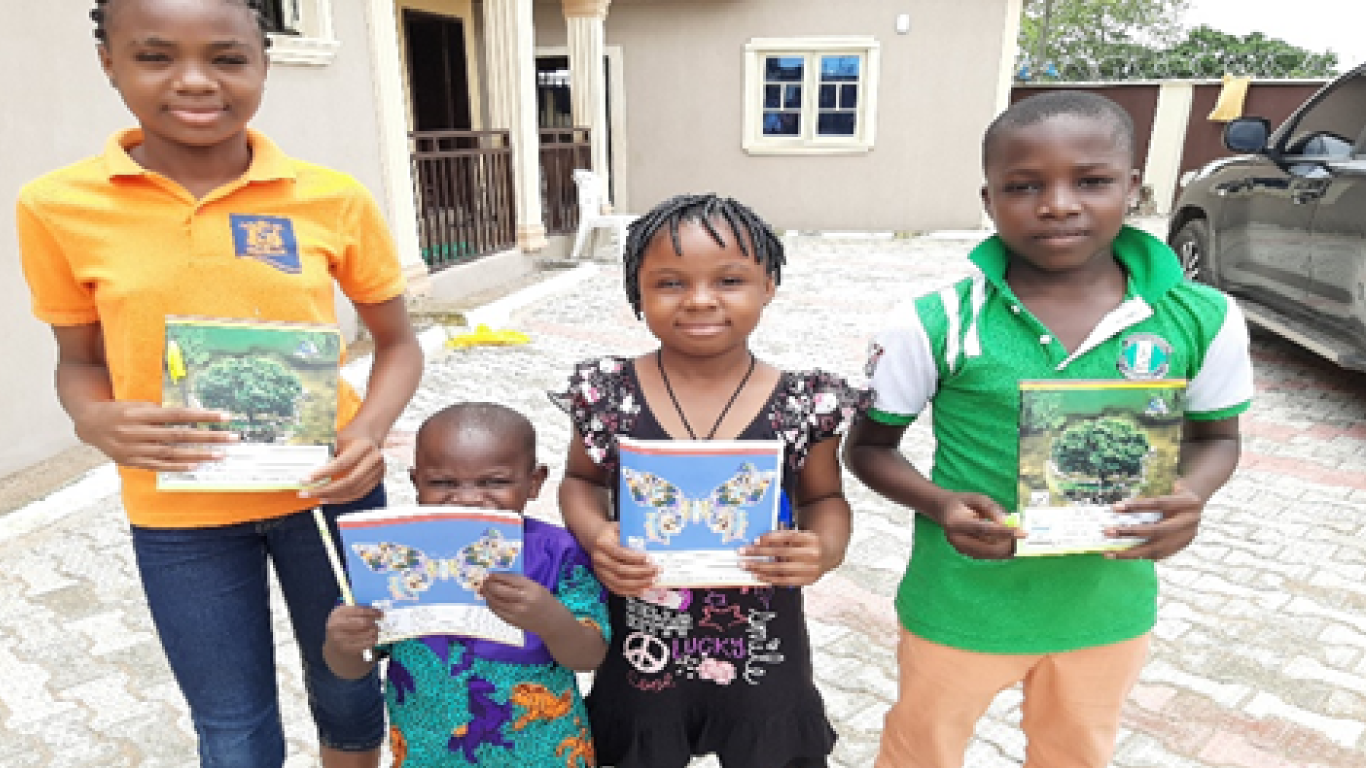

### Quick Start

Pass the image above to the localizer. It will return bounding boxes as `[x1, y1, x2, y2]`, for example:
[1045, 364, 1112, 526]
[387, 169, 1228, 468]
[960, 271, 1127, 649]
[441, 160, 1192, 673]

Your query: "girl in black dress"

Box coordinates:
[552, 194, 870, 768]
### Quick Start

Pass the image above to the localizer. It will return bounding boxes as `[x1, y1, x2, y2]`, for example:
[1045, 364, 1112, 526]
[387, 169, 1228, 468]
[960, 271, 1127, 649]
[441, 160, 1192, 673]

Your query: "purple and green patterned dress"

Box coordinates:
[378, 518, 608, 767]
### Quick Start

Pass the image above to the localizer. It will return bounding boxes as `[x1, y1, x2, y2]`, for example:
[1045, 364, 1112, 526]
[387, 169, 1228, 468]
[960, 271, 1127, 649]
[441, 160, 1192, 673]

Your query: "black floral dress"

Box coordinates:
[551, 356, 871, 768]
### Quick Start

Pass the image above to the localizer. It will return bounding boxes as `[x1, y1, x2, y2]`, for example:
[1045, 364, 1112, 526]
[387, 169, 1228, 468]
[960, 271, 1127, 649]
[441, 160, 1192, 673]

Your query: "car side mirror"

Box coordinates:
[1224, 118, 1270, 154]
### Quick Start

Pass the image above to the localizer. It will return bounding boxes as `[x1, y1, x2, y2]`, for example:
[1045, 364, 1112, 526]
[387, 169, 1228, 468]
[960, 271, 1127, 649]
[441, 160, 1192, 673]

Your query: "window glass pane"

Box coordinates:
[764, 112, 801, 136]
[840, 84, 859, 109]
[818, 112, 857, 136]
[819, 84, 837, 109]
[821, 55, 860, 82]
[765, 56, 805, 82]
[764, 84, 781, 110]
[784, 85, 803, 109]
[1285, 73, 1366, 157]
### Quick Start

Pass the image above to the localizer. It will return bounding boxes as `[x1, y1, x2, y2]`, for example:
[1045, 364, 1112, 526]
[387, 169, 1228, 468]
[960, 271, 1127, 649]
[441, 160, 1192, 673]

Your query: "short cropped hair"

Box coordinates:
[417, 402, 537, 467]
[983, 91, 1136, 171]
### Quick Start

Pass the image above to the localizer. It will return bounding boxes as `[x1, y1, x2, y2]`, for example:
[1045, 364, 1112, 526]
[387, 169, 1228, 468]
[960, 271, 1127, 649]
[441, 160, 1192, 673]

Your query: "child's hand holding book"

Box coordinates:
[323, 605, 384, 680]
[931, 490, 1024, 560]
[588, 522, 659, 597]
[740, 529, 829, 587]
[479, 573, 569, 637]
[1102, 482, 1203, 561]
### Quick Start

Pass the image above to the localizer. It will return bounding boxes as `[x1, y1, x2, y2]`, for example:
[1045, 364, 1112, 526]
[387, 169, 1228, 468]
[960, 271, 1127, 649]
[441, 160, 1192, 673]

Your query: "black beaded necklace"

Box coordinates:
[656, 349, 757, 441]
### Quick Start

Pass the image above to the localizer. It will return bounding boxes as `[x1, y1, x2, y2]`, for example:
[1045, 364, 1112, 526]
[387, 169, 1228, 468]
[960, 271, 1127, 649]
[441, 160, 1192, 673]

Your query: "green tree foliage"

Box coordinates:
[1019, 0, 1339, 80]
[1021, 392, 1066, 433]
[1019, 0, 1189, 76]
[1161, 25, 1337, 78]
[195, 356, 302, 423]
[1052, 417, 1150, 486]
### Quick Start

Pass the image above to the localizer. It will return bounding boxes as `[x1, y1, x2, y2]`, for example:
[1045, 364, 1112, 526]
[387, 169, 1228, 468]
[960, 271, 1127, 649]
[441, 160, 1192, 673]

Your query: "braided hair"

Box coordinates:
[623, 193, 785, 318]
[92, 0, 273, 48]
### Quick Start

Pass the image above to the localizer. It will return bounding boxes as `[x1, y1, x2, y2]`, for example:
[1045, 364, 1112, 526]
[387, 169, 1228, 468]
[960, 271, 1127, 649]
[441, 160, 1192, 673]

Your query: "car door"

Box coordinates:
[1207, 154, 1312, 303]
[1305, 70, 1366, 348]
[1211, 147, 1317, 315]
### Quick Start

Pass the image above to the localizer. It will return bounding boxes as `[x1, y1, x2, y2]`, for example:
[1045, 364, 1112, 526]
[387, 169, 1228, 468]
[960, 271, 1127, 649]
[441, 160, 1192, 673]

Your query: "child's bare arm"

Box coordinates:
[1107, 416, 1240, 561]
[52, 324, 235, 470]
[559, 431, 657, 596]
[1175, 416, 1242, 501]
[480, 573, 607, 671]
[744, 437, 850, 586]
[305, 297, 422, 505]
[844, 417, 1021, 559]
[559, 433, 614, 547]
[323, 605, 383, 680]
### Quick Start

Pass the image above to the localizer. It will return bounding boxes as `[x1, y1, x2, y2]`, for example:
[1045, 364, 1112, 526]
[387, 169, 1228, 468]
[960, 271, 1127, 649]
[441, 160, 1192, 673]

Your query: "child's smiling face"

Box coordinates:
[410, 425, 546, 513]
[98, 0, 267, 160]
[981, 113, 1139, 274]
[636, 219, 776, 360]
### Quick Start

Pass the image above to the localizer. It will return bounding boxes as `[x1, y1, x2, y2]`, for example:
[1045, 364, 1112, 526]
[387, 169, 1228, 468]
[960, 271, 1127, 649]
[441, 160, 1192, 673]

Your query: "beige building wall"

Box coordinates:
[533, 0, 1015, 231]
[0, 4, 393, 480]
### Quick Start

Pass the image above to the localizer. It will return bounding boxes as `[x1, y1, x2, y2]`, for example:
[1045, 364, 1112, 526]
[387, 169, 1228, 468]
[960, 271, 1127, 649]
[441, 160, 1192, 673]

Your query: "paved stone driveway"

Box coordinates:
[1, 228, 1364, 767]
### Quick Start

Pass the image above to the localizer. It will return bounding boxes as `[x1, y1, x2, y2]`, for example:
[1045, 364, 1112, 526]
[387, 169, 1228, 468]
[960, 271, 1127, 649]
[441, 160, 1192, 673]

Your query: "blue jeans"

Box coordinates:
[131, 486, 387, 768]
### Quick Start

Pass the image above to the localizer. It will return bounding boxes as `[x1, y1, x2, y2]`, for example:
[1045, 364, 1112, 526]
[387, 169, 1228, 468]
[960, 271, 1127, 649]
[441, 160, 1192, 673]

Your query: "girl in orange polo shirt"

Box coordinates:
[15, 2, 422, 767]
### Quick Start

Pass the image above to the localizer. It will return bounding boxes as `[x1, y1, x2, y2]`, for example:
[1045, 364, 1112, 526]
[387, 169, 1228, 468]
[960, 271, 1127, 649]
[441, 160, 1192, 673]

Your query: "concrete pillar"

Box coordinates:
[484, 0, 547, 251]
[983, 0, 1025, 230]
[563, 0, 611, 203]
[1144, 81, 1195, 216]
[362, 0, 428, 286]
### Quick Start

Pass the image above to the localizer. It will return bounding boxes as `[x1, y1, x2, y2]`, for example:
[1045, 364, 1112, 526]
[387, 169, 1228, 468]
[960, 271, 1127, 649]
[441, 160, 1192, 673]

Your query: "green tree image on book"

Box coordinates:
[1011, 379, 1185, 556]
[159, 316, 342, 491]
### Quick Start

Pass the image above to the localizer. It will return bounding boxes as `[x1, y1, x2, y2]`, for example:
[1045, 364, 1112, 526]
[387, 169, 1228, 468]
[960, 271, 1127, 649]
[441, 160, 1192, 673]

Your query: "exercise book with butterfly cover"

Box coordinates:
[332, 506, 526, 646]
[617, 437, 785, 588]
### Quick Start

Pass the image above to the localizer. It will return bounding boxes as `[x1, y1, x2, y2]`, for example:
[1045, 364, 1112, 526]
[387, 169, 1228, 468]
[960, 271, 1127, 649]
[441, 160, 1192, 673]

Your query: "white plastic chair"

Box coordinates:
[569, 169, 637, 262]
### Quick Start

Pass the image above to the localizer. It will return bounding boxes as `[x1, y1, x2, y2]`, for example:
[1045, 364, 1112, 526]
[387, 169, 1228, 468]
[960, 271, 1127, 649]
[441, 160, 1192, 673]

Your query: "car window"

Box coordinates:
[1283, 72, 1366, 158]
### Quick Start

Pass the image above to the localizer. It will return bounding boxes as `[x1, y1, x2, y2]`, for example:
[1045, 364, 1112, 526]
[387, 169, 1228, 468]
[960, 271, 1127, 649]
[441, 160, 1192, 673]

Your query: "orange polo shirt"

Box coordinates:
[17, 129, 406, 528]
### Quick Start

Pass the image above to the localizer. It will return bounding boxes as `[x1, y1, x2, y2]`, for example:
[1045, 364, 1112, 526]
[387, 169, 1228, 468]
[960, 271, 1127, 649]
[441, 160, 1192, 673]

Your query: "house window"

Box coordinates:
[744, 37, 880, 154]
[265, 0, 341, 67]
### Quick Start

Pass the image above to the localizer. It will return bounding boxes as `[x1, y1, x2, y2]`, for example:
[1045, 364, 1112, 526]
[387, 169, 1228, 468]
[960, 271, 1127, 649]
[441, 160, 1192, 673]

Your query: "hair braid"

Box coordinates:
[622, 193, 785, 318]
[92, 0, 273, 47]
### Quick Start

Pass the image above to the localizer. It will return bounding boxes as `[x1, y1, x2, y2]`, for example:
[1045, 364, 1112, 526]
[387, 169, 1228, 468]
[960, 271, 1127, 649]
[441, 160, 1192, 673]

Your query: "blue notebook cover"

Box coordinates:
[618, 438, 784, 587]
[336, 506, 525, 645]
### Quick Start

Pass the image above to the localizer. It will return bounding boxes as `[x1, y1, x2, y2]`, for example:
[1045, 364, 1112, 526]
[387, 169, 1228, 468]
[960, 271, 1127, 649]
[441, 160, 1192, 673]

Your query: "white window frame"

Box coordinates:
[267, 0, 341, 67]
[743, 36, 881, 155]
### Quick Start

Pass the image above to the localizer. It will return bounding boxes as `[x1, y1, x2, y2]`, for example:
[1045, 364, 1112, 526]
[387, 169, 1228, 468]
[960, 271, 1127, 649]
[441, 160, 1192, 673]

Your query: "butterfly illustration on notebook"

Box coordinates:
[350, 527, 522, 602]
[621, 462, 780, 546]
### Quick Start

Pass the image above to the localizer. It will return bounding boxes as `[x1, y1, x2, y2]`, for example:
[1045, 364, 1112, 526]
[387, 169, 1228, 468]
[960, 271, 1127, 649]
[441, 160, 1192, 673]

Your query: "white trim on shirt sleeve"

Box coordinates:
[1188, 299, 1255, 414]
[869, 319, 939, 419]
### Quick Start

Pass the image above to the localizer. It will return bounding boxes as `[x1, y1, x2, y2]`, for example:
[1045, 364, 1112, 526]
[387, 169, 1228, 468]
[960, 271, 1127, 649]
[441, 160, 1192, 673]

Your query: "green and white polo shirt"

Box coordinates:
[866, 226, 1253, 654]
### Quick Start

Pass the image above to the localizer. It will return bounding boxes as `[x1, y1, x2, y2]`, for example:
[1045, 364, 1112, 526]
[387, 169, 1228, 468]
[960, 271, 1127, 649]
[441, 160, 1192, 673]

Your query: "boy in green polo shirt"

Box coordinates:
[844, 91, 1253, 768]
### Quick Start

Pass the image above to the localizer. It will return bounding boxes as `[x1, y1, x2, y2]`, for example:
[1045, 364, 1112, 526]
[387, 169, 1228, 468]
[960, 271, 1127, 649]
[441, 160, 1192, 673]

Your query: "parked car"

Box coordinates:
[1169, 63, 1366, 370]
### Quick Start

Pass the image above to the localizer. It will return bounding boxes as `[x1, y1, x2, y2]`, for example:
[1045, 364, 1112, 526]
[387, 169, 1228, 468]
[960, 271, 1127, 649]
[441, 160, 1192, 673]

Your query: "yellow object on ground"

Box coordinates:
[446, 324, 532, 349]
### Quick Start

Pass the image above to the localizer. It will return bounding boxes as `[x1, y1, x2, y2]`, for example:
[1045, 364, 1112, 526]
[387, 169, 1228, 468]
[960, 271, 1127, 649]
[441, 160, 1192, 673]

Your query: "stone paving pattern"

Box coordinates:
[2, 228, 1364, 767]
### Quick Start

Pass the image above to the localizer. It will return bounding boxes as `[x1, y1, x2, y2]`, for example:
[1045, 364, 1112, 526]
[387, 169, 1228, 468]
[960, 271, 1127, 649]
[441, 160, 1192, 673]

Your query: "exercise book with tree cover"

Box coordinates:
[1009, 379, 1186, 556]
[329, 506, 526, 646]
[158, 316, 341, 491]
[617, 437, 786, 587]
